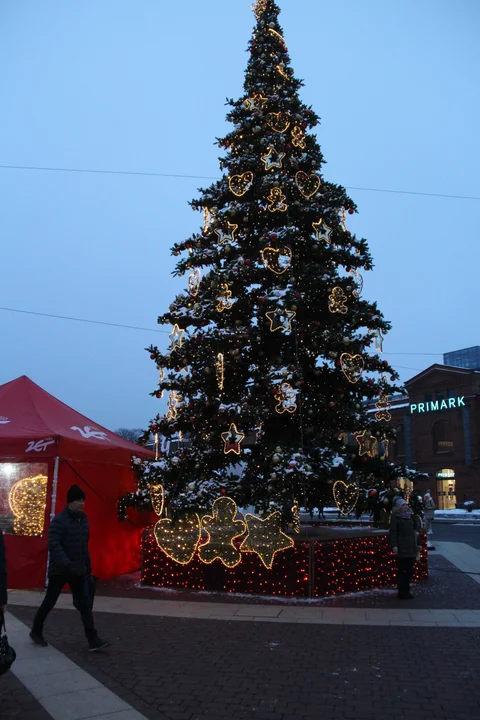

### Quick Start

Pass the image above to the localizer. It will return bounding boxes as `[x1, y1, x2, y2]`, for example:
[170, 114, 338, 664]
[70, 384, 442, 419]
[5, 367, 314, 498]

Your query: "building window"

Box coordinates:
[425, 394, 433, 403]
[436, 391, 444, 402]
[395, 424, 405, 457]
[448, 389, 456, 399]
[433, 420, 453, 453]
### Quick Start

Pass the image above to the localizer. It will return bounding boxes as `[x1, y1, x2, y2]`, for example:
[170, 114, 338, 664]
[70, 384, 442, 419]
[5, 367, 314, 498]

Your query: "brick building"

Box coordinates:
[388, 364, 480, 508]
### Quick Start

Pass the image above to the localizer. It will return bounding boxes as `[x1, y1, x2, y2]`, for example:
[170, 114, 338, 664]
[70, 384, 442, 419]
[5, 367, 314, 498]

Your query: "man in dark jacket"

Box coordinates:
[30, 485, 109, 651]
[0, 530, 7, 613]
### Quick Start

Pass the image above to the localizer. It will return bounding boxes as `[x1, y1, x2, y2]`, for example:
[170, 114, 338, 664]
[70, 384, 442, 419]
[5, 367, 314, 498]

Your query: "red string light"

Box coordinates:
[141, 529, 428, 598]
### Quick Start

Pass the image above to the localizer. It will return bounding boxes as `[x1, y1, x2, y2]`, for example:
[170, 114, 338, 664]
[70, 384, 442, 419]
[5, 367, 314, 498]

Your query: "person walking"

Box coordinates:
[389, 496, 422, 600]
[0, 530, 7, 615]
[30, 485, 109, 651]
[423, 491, 436, 534]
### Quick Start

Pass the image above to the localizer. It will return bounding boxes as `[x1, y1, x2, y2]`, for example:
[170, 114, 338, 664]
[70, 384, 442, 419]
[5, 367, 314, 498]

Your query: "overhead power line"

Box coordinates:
[0, 164, 478, 201]
[0, 306, 168, 334]
[0, 306, 441, 370]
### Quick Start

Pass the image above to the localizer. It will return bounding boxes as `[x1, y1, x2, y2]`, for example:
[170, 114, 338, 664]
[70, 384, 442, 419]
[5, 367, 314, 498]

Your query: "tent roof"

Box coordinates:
[0, 375, 154, 463]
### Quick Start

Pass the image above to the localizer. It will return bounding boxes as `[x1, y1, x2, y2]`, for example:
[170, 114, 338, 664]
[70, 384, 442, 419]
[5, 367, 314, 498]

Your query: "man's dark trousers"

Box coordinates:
[32, 575, 97, 642]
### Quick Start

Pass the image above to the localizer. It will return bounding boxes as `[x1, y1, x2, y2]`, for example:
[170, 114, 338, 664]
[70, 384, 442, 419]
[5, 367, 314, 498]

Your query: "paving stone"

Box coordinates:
[9, 606, 480, 720]
[0, 671, 53, 719]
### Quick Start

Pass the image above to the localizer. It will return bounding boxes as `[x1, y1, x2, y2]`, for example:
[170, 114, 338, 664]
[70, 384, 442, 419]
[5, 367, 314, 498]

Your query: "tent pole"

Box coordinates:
[45, 456, 60, 587]
[50, 456, 60, 520]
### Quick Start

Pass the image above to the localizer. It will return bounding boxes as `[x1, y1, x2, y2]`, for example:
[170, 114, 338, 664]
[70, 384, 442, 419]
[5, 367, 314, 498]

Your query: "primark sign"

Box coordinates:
[410, 396, 465, 414]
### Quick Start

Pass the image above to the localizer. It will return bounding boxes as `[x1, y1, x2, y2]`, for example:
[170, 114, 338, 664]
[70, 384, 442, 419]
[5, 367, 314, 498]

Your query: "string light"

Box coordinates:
[333, 481, 360, 516]
[188, 267, 201, 297]
[340, 352, 364, 383]
[261, 145, 285, 171]
[215, 222, 238, 245]
[156, 366, 165, 398]
[216, 283, 233, 312]
[166, 391, 182, 420]
[260, 245, 292, 274]
[312, 219, 333, 243]
[169, 323, 185, 351]
[291, 500, 300, 534]
[374, 328, 384, 352]
[221, 423, 245, 455]
[151, 484, 165, 517]
[203, 207, 215, 233]
[228, 171, 254, 197]
[215, 352, 224, 390]
[375, 391, 392, 422]
[295, 171, 321, 199]
[355, 430, 378, 457]
[274, 382, 297, 414]
[142, 529, 428, 598]
[268, 27, 287, 47]
[154, 432, 159, 460]
[265, 307, 296, 332]
[199, 497, 246, 568]
[291, 126, 306, 149]
[349, 269, 363, 298]
[9, 474, 48, 536]
[153, 513, 201, 565]
[328, 287, 348, 314]
[340, 207, 347, 231]
[240, 511, 294, 569]
[267, 112, 291, 133]
[267, 187, 288, 212]
[251, 0, 267, 20]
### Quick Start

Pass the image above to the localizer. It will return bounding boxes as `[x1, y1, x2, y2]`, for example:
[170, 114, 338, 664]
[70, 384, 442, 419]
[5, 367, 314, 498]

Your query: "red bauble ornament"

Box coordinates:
[295, 292, 301, 300]
[151, 424, 158, 432]
[156, 391, 162, 399]
[220, 488, 227, 495]
[368, 379, 374, 386]
[382, 360, 388, 366]
[150, 353, 156, 360]
[259, 297, 267, 304]
[348, 208, 354, 215]
[330, 402, 336, 408]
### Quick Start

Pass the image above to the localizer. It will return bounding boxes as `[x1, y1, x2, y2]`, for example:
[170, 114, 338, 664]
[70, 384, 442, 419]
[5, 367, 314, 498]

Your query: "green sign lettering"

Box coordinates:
[410, 396, 465, 414]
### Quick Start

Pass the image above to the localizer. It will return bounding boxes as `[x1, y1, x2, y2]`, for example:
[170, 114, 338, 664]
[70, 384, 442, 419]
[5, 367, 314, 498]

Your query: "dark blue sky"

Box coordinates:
[0, 0, 478, 429]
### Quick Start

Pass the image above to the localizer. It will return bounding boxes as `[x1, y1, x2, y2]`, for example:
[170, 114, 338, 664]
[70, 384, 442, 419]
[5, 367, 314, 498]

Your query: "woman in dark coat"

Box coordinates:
[389, 497, 422, 599]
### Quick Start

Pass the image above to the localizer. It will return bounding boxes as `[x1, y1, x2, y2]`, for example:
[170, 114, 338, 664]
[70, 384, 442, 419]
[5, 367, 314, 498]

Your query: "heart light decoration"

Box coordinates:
[260, 246, 292, 275]
[340, 353, 365, 384]
[228, 172, 254, 197]
[295, 171, 321, 199]
[267, 112, 291, 133]
[333, 481, 360, 516]
[154, 513, 201, 565]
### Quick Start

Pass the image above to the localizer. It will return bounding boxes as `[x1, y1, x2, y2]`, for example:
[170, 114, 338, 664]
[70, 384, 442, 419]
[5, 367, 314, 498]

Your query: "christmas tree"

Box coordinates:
[145, 0, 399, 519]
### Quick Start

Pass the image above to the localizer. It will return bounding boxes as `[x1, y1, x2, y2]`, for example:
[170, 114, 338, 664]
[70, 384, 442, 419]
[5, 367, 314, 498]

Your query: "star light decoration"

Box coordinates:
[274, 383, 297, 414]
[312, 219, 333, 244]
[199, 497, 246, 568]
[215, 222, 238, 246]
[244, 93, 267, 111]
[265, 307, 296, 333]
[261, 145, 286, 171]
[240, 511, 294, 569]
[169, 324, 185, 351]
[355, 430, 379, 457]
[221, 423, 245, 455]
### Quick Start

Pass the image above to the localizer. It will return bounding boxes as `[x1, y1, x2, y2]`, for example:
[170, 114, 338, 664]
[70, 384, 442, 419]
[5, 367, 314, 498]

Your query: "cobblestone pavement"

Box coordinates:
[0, 670, 53, 720]
[11, 606, 480, 720]
[95, 554, 480, 610]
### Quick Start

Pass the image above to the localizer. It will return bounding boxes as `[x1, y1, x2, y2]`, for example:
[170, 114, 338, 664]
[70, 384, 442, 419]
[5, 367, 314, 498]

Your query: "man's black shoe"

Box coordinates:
[88, 636, 110, 652]
[30, 630, 48, 647]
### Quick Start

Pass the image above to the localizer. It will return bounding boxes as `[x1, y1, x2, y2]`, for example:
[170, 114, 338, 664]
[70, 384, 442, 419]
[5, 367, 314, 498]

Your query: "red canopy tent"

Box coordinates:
[0, 375, 154, 589]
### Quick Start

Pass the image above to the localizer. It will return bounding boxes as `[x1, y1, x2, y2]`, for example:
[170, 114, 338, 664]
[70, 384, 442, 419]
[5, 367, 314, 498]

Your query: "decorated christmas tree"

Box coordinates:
[143, 0, 400, 520]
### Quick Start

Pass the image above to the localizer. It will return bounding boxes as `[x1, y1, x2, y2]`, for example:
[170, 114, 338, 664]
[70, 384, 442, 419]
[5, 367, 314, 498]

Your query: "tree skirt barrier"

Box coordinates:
[141, 527, 428, 599]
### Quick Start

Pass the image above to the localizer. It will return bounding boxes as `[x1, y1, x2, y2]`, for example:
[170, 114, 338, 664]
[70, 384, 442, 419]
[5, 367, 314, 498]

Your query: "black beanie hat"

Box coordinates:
[67, 484, 86, 504]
